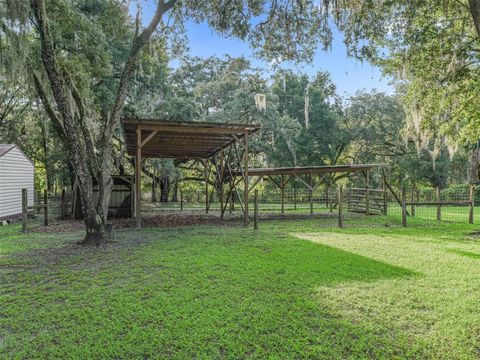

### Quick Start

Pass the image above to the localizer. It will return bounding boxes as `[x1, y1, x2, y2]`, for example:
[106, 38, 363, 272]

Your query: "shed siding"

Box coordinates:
[0, 147, 34, 219]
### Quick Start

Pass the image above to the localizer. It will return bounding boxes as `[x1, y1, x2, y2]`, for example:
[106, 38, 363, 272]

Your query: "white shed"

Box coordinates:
[0, 144, 34, 220]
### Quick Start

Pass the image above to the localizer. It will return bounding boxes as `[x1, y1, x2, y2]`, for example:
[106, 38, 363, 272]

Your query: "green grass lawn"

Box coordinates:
[1, 219, 480, 359]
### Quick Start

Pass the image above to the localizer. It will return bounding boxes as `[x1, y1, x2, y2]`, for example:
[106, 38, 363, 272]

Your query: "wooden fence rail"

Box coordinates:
[21, 188, 49, 233]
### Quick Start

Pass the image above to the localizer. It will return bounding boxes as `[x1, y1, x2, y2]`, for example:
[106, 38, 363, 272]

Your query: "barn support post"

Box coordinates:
[281, 175, 285, 215]
[469, 185, 475, 224]
[22, 188, 27, 233]
[254, 189, 259, 230]
[309, 175, 314, 216]
[436, 187, 441, 221]
[204, 159, 209, 214]
[135, 128, 142, 228]
[130, 182, 135, 219]
[243, 132, 249, 225]
[219, 151, 225, 218]
[402, 187, 407, 227]
[338, 185, 343, 228]
[43, 189, 48, 226]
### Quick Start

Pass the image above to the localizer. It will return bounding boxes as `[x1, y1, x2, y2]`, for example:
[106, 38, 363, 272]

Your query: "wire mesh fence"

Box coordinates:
[140, 184, 478, 227]
[383, 186, 475, 226]
[5, 184, 478, 232]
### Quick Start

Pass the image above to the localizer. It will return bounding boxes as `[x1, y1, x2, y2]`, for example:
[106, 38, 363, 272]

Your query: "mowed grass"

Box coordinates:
[1, 219, 480, 359]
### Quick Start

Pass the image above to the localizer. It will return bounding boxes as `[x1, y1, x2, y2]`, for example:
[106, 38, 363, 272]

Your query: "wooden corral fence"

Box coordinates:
[22, 188, 48, 233]
[347, 187, 386, 215]
[21, 188, 74, 233]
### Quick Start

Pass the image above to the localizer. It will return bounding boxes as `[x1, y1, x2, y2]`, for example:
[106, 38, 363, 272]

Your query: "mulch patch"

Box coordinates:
[143, 213, 242, 227]
[31, 213, 242, 234]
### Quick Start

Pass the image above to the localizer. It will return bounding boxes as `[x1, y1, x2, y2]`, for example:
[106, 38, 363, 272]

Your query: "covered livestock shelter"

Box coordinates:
[71, 175, 134, 220]
[231, 164, 388, 216]
[122, 118, 261, 227]
[0, 144, 34, 221]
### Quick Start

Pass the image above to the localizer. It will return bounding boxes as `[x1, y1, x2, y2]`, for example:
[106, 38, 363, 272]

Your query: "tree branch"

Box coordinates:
[32, 70, 65, 136]
[103, 0, 178, 151]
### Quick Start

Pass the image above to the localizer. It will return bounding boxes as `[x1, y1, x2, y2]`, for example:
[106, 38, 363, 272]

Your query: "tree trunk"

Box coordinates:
[171, 181, 178, 202]
[31, 0, 176, 245]
[468, 147, 480, 184]
[470, 0, 480, 38]
[151, 176, 157, 202]
[160, 176, 170, 202]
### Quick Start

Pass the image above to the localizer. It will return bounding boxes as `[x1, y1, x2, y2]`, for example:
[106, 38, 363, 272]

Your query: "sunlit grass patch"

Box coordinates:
[297, 230, 480, 359]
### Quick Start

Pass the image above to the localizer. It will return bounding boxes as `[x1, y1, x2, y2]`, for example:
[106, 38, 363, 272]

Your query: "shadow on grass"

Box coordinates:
[446, 248, 480, 259]
[0, 227, 423, 359]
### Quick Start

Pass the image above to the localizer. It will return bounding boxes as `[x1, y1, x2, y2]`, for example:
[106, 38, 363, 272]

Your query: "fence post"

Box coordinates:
[365, 170, 370, 216]
[411, 185, 415, 217]
[254, 189, 258, 230]
[293, 188, 297, 210]
[180, 190, 183, 211]
[325, 188, 328, 209]
[280, 175, 285, 215]
[22, 189, 28, 233]
[309, 188, 314, 217]
[36, 190, 41, 214]
[436, 187, 441, 221]
[338, 185, 343, 228]
[61, 189, 66, 220]
[469, 185, 475, 224]
[402, 187, 407, 227]
[44, 189, 48, 226]
[382, 174, 387, 215]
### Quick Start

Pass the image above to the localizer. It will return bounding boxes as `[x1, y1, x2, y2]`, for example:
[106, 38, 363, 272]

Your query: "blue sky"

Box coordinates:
[130, 2, 393, 97]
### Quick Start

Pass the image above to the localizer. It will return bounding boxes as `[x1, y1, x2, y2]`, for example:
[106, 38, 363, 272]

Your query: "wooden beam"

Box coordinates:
[248, 175, 264, 193]
[135, 128, 142, 228]
[243, 132, 249, 225]
[204, 159, 209, 213]
[293, 174, 313, 190]
[266, 175, 282, 189]
[140, 130, 158, 148]
[137, 124, 254, 136]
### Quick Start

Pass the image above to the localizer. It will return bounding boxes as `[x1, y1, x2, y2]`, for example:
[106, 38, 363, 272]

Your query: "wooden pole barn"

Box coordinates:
[122, 118, 261, 228]
[229, 164, 387, 220]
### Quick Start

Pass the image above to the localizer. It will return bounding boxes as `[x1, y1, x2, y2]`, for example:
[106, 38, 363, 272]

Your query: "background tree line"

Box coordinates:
[1, 0, 478, 242]
[0, 53, 470, 197]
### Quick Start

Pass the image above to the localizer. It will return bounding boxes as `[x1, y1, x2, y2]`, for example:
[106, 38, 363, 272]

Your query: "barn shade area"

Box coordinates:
[122, 118, 262, 227]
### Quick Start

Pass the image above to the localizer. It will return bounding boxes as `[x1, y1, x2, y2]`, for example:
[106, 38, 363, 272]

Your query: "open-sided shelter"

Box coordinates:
[122, 118, 262, 227]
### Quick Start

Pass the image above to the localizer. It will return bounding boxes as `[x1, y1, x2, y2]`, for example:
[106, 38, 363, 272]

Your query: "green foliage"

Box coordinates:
[336, 0, 480, 149]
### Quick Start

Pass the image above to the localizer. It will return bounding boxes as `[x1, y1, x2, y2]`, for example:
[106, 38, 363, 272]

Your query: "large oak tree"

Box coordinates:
[1, 0, 341, 244]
